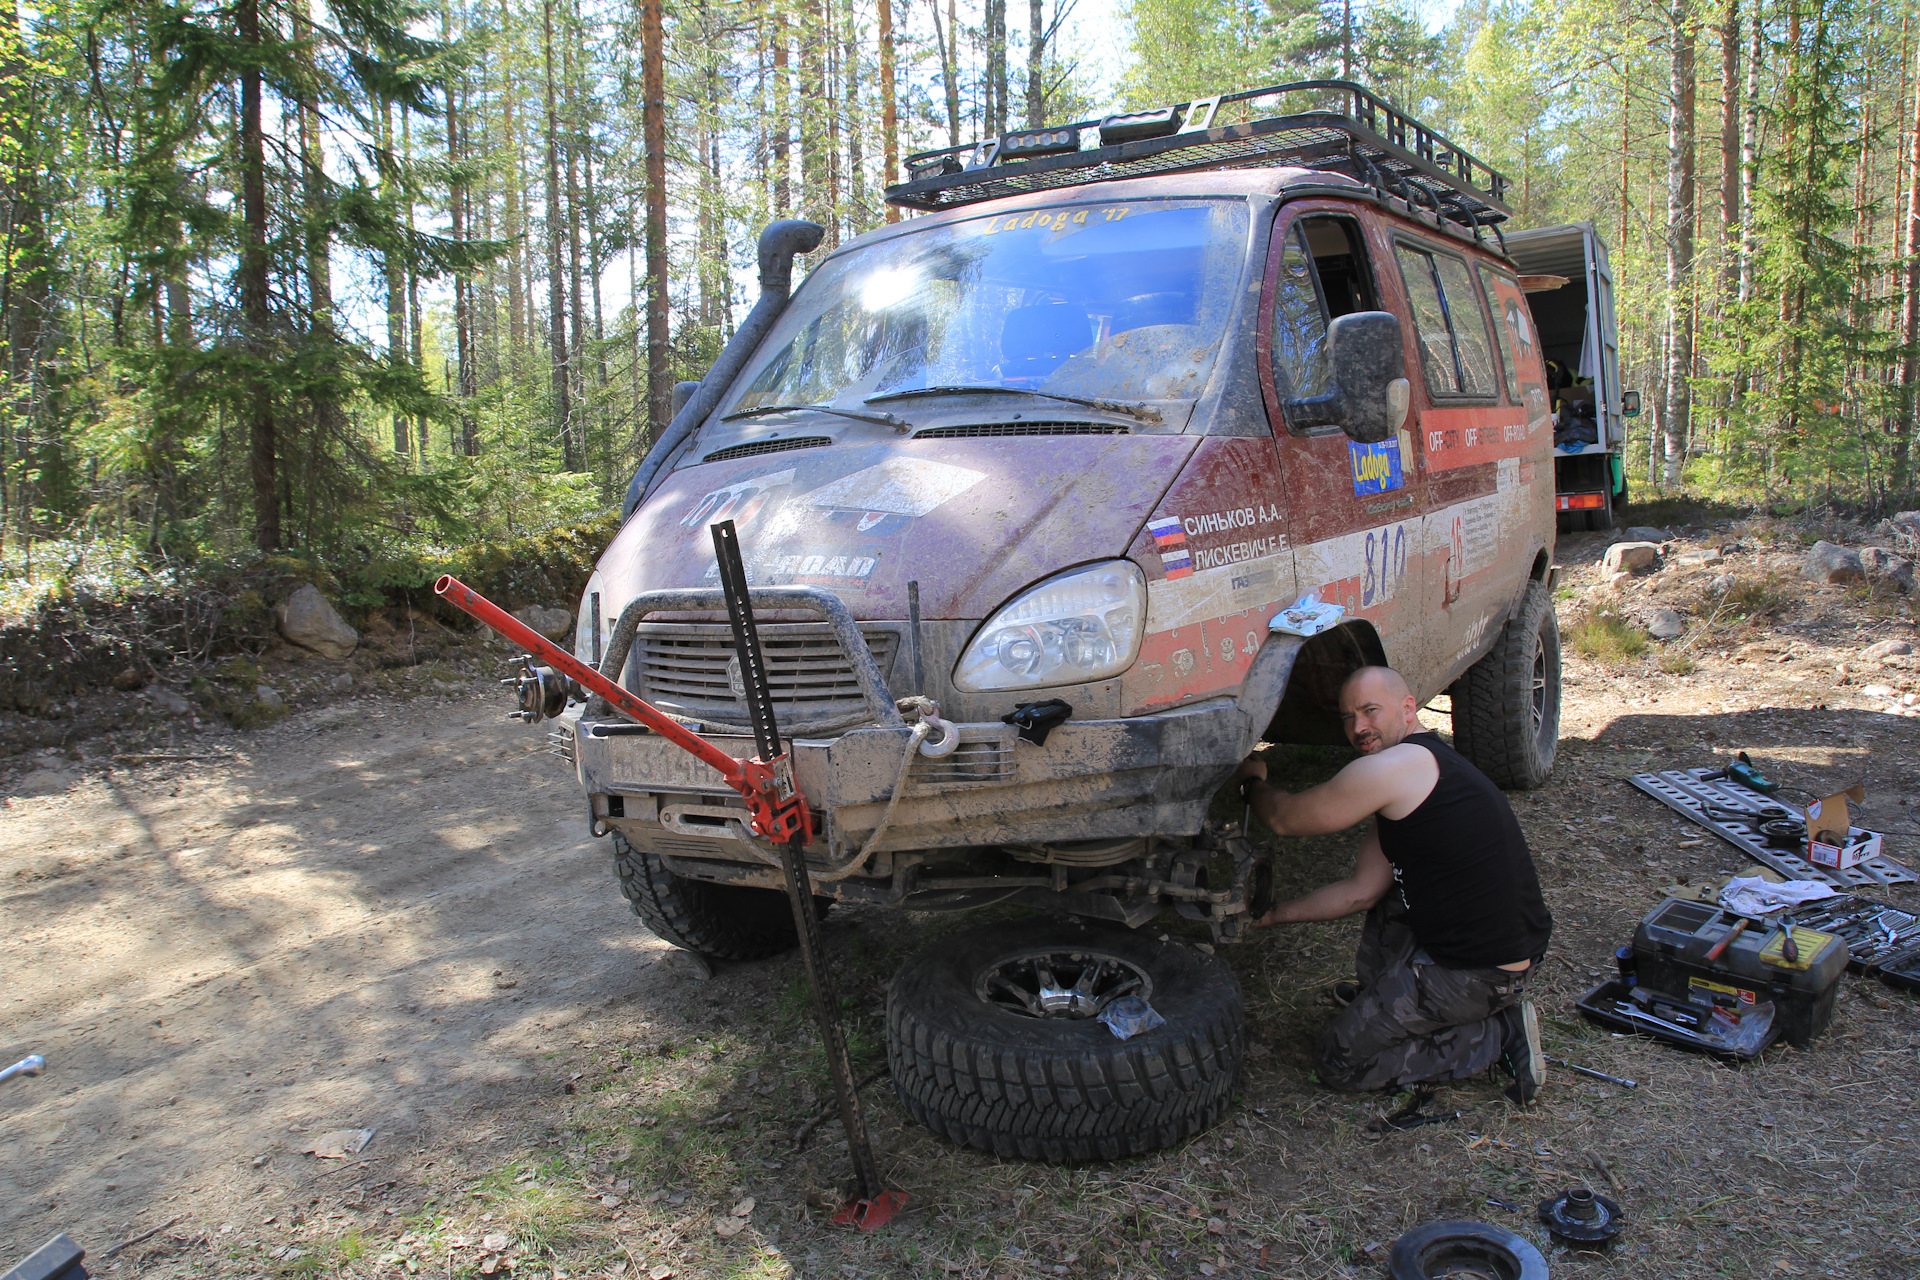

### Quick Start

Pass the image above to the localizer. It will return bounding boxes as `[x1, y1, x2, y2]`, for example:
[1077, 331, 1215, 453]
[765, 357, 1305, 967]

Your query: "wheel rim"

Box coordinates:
[1529, 635, 1547, 743]
[974, 948, 1152, 1019]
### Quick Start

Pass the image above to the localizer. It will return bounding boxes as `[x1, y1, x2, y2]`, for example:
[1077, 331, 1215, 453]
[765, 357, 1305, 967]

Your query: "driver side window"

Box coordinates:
[1270, 215, 1379, 434]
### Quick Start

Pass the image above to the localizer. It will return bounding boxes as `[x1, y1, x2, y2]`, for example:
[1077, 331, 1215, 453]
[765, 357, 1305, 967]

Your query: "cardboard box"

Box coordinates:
[1808, 829, 1882, 871]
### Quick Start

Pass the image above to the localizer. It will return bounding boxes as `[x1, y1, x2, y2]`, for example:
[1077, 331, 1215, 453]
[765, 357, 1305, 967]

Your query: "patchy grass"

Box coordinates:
[1567, 611, 1651, 662]
[1658, 649, 1698, 675]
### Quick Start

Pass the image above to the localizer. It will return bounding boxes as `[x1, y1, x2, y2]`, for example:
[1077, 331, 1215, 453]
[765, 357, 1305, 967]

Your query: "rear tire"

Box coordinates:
[1449, 579, 1561, 789]
[611, 831, 819, 960]
[887, 921, 1245, 1163]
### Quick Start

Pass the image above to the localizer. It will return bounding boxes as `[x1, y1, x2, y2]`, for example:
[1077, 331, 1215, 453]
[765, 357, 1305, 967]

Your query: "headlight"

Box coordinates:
[953, 561, 1147, 692]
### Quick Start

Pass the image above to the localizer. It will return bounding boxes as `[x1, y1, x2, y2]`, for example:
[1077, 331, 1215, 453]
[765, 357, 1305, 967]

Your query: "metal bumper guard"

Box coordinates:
[576, 696, 1247, 864]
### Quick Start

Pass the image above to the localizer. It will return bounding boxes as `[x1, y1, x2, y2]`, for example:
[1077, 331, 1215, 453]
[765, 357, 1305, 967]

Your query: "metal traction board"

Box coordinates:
[1629, 769, 1917, 888]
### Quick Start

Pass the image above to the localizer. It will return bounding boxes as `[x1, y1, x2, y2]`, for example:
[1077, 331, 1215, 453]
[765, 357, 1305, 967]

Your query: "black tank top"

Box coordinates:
[1375, 732, 1553, 968]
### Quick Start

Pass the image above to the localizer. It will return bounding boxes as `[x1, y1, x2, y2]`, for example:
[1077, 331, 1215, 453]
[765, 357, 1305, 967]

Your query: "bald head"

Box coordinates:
[1337, 665, 1420, 754]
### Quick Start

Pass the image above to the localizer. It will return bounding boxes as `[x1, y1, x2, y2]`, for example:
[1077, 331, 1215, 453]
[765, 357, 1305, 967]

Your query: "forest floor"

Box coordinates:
[3, 508, 1919, 1280]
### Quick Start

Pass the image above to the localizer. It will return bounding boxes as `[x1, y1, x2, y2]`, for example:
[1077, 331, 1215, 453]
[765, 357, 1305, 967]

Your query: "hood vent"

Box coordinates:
[702, 435, 833, 463]
[913, 422, 1130, 439]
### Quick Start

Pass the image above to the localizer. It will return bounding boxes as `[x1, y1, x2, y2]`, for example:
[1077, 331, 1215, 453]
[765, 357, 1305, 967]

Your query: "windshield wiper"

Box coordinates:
[865, 384, 1162, 424]
[722, 402, 908, 430]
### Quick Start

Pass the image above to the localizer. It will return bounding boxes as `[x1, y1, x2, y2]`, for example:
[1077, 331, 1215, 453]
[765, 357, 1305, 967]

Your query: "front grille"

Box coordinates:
[702, 436, 833, 463]
[629, 622, 897, 729]
[913, 422, 1129, 439]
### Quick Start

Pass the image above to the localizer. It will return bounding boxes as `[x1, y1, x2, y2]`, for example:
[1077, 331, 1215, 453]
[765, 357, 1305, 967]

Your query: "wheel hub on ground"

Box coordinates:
[974, 948, 1151, 1018]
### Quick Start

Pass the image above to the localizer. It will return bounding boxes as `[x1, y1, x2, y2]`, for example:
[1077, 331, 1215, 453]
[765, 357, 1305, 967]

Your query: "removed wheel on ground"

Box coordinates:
[887, 920, 1245, 1163]
[1388, 1219, 1549, 1280]
[1449, 579, 1561, 789]
[611, 832, 822, 960]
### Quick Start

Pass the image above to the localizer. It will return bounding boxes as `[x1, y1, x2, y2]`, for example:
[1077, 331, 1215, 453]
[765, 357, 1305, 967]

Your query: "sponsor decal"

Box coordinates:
[680, 469, 797, 532]
[761, 550, 881, 587]
[1349, 439, 1404, 496]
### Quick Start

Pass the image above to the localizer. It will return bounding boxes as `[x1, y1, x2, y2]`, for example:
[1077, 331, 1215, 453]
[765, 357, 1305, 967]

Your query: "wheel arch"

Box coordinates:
[1241, 620, 1389, 749]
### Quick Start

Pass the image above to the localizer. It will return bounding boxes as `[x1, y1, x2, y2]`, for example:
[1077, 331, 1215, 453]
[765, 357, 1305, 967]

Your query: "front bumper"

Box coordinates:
[573, 696, 1249, 863]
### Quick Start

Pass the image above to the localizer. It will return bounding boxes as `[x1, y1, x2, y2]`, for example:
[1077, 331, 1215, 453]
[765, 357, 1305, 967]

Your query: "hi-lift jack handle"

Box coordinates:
[433, 528, 905, 1231]
[431, 573, 812, 845]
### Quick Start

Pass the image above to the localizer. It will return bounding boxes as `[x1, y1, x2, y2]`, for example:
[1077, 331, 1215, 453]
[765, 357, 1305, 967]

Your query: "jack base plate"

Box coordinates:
[832, 1190, 908, 1231]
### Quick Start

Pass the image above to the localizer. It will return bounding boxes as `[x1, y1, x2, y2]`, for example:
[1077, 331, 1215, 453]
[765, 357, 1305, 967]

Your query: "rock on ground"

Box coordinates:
[1862, 547, 1916, 591]
[1624, 525, 1671, 543]
[1603, 541, 1661, 574]
[1802, 540, 1864, 584]
[1648, 608, 1686, 640]
[276, 584, 359, 660]
[1862, 638, 1915, 661]
[514, 605, 574, 642]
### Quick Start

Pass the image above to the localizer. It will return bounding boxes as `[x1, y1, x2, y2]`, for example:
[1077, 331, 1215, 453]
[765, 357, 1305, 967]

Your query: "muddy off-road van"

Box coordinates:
[557, 82, 1569, 1160]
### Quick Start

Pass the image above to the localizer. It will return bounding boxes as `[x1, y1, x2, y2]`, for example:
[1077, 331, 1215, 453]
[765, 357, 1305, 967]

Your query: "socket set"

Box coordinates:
[1786, 895, 1920, 993]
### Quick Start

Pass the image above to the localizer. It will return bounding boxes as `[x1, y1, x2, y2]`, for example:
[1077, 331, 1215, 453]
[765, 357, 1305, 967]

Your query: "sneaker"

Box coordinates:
[1499, 997, 1546, 1106]
[1330, 980, 1359, 1007]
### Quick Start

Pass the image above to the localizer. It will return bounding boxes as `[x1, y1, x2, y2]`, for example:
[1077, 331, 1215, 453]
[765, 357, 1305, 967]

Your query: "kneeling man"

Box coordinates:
[1235, 666, 1552, 1103]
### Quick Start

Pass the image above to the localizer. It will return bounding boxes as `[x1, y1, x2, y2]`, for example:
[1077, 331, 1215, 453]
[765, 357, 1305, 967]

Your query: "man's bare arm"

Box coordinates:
[1240, 745, 1434, 837]
[1257, 824, 1394, 925]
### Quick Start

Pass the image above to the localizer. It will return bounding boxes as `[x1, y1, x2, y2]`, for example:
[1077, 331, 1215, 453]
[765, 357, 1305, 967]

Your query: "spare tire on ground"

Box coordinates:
[1388, 1219, 1550, 1280]
[886, 920, 1245, 1163]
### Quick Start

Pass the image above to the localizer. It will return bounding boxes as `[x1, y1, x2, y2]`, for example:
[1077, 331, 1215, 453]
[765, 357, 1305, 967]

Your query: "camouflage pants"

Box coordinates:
[1314, 896, 1531, 1093]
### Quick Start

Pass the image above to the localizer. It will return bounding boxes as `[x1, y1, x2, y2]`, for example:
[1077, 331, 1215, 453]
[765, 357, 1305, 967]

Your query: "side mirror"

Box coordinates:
[671, 380, 702, 418]
[1621, 389, 1642, 418]
[1284, 311, 1408, 443]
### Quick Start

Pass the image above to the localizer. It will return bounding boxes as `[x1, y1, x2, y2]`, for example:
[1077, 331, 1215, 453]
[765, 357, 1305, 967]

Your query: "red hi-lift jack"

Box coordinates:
[434, 518, 906, 1231]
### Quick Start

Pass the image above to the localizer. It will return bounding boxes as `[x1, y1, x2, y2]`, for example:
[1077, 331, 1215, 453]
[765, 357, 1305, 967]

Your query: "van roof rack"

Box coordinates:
[884, 80, 1511, 232]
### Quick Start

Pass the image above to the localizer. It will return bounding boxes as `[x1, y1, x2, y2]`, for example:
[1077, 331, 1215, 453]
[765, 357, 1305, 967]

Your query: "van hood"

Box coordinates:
[595, 436, 1200, 620]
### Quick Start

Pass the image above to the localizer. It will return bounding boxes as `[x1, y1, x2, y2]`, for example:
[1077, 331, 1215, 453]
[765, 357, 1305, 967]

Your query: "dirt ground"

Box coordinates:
[4, 514, 1919, 1280]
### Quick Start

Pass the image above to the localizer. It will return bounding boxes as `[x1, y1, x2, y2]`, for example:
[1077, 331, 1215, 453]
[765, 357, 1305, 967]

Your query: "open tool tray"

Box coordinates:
[1574, 978, 1780, 1061]
[1784, 895, 1920, 993]
[1629, 769, 1916, 889]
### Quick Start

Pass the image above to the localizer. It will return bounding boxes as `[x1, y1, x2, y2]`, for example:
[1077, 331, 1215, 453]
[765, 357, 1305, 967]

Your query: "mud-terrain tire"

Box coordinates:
[611, 832, 820, 960]
[887, 921, 1244, 1163]
[1449, 579, 1561, 789]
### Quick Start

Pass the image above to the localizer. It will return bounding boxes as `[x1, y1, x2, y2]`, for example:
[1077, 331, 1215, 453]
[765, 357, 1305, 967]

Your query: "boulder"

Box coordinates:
[1862, 638, 1915, 661]
[1709, 573, 1736, 595]
[1603, 541, 1661, 574]
[1606, 571, 1635, 590]
[142, 684, 191, 714]
[11, 767, 72, 799]
[1648, 608, 1686, 640]
[1863, 547, 1916, 591]
[256, 684, 284, 708]
[275, 584, 358, 660]
[1624, 525, 1672, 544]
[1802, 540, 1864, 584]
[1677, 548, 1723, 566]
[514, 605, 574, 642]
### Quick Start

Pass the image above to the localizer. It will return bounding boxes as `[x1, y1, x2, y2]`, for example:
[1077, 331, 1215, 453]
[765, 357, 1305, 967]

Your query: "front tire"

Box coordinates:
[887, 921, 1245, 1163]
[612, 832, 817, 960]
[1449, 579, 1561, 789]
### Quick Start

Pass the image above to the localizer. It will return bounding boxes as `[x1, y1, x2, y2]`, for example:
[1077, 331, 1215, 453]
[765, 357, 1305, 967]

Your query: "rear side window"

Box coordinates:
[1394, 243, 1498, 399]
[1269, 215, 1379, 429]
[1480, 266, 1545, 411]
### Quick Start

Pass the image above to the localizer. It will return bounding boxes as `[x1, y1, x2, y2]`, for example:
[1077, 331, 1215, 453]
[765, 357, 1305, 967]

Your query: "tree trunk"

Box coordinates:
[642, 0, 671, 449]
[1739, 9, 1760, 306]
[239, 0, 277, 550]
[773, 7, 791, 214]
[564, 25, 587, 434]
[541, 0, 576, 469]
[881, 0, 899, 219]
[843, 0, 861, 228]
[1719, 0, 1739, 304]
[986, 0, 1007, 136]
[1025, 0, 1045, 126]
[445, 4, 475, 456]
[1898, 39, 1920, 490]
[930, 0, 961, 148]
[381, 99, 410, 456]
[1663, 0, 1696, 491]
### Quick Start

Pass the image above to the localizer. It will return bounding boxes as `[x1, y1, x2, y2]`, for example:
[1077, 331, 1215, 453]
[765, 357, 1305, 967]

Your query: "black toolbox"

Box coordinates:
[1631, 897, 1848, 1047]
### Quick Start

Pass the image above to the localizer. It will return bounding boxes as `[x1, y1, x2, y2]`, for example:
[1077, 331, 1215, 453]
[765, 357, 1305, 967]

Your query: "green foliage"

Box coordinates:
[1567, 611, 1650, 663]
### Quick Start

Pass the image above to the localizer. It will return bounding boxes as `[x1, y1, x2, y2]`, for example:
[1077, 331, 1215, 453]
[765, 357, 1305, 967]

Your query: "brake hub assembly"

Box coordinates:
[1537, 1185, 1626, 1249]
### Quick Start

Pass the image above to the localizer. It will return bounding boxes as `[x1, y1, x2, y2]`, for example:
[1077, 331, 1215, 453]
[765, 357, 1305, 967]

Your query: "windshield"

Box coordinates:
[725, 199, 1251, 420]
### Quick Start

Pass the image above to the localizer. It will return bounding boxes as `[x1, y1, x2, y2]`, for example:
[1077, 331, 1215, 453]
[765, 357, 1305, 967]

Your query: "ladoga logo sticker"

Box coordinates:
[1348, 439, 1403, 496]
